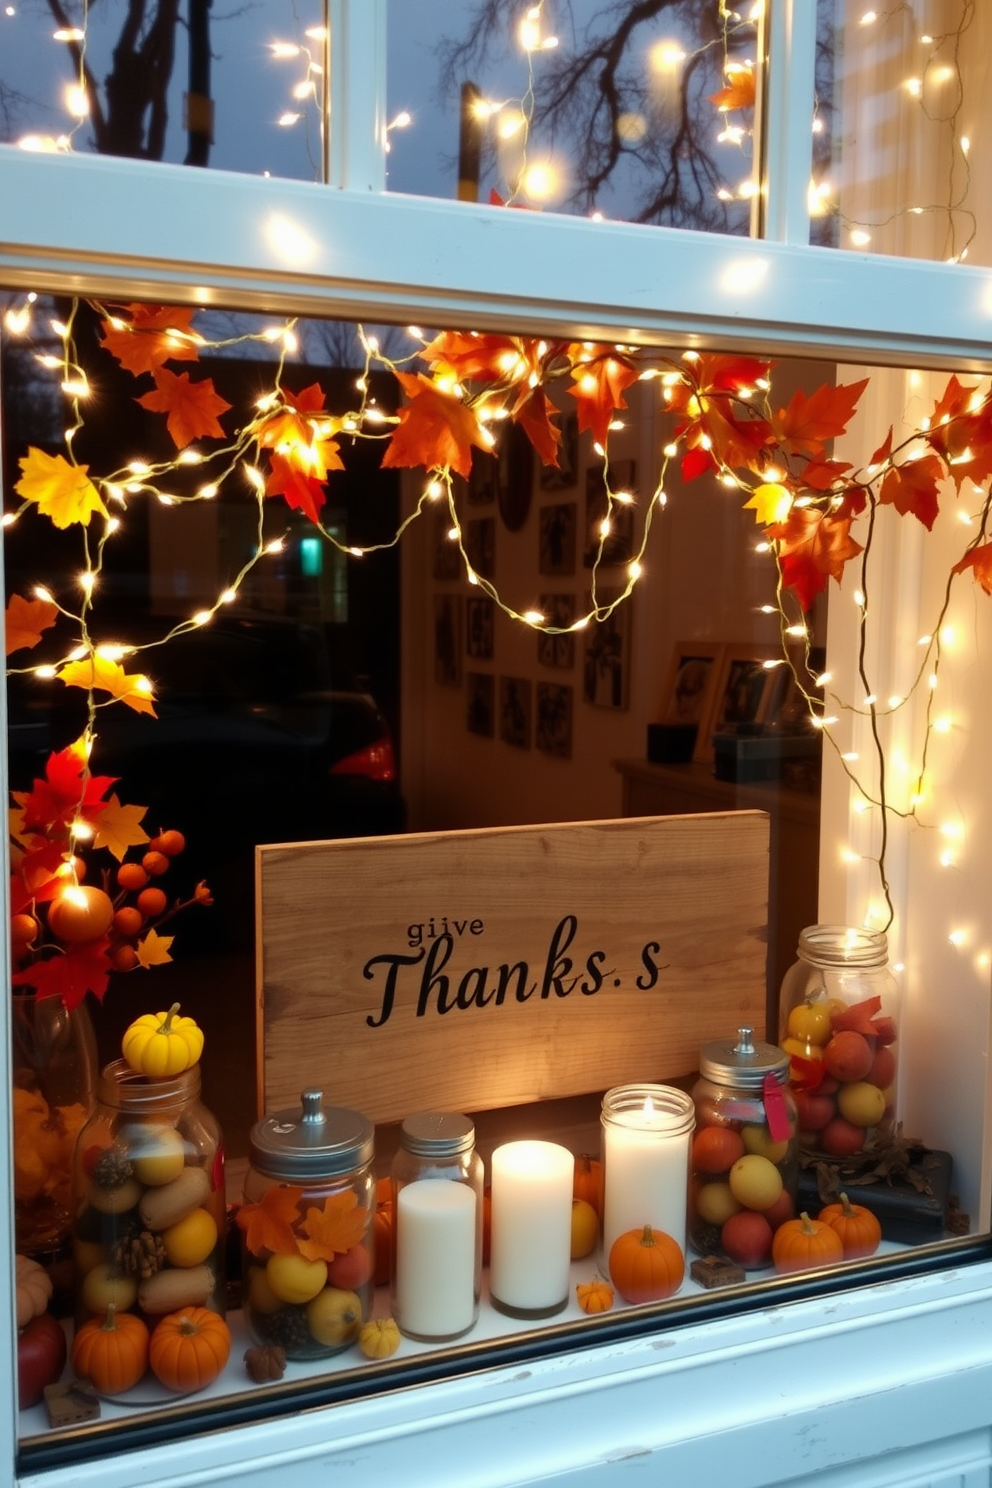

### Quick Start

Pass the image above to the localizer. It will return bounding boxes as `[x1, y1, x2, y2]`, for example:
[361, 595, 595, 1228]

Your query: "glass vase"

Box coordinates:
[12, 990, 98, 1258]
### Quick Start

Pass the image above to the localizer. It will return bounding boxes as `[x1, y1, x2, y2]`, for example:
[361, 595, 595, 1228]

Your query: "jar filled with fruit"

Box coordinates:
[72, 1045, 226, 1334]
[240, 1090, 375, 1359]
[779, 925, 899, 1160]
[690, 1027, 798, 1270]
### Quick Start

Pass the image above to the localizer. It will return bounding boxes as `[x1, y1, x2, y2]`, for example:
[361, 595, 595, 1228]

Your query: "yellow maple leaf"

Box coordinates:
[56, 655, 157, 716]
[92, 793, 149, 861]
[15, 448, 108, 529]
[744, 482, 793, 526]
[136, 929, 175, 968]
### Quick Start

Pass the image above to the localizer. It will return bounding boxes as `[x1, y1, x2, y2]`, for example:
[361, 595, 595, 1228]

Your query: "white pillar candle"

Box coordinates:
[489, 1140, 573, 1317]
[395, 1178, 478, 1340]
[601, 1085, 694, 1259]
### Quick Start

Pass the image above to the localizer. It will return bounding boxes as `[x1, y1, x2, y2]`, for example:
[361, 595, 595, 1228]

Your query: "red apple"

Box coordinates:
[721, 1209, 773, 1268]
[794, 1088, 835, 1132]
[17, 1311, 67, 1409]
[821, 1116, 866, 1158]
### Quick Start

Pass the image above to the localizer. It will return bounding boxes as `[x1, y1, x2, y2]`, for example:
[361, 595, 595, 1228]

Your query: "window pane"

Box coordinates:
[815, 0, 988, 264]
[0, 2, 327, 179]
[386, 0, 760, 230]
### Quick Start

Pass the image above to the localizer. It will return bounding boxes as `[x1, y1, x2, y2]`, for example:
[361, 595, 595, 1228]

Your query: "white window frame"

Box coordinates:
[3, 2, 992, 1480]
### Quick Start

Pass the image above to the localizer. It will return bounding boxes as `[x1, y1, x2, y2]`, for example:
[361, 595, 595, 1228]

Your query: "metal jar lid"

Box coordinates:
[400, 1110, 475, 1159]
[249, 1089, 374, 1180]
[699, 1026, 789, 1090]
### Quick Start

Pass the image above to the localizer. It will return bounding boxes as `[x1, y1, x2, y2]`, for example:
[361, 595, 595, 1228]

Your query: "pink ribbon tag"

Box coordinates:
[763, 1073, 791, 1143]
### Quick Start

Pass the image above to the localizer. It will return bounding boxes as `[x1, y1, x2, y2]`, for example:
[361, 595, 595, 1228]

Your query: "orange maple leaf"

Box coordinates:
[710, 68, 756, 112]
[296, 1189, 369, 1263]
[236, 1183, 304, 1257]
[5, 594, 58, 655]
[382, 371, 490, 479]
[514, 387, 562, 467]
[567, 348, 639, 447]
[137, 367, 231, 449]
[421, 331, 550, 391]
[772, 378, 869, 460]
[879, 454, 943, 530]
[100, 304, 201, 377]
[952, 540, 992, 595]
[767, 506, 864, 612]
[256, 383, 332, 451]
[57, 654, 157, 716]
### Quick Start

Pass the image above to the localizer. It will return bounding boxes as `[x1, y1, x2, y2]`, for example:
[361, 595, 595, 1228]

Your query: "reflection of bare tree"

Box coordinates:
[438, 0, 835, 239]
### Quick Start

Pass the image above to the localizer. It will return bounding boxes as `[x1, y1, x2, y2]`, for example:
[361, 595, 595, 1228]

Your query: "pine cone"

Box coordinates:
[244, 1344, 287, 1383]
[92, 1146, 135, 1190]
[115, 1229, 167, 1279]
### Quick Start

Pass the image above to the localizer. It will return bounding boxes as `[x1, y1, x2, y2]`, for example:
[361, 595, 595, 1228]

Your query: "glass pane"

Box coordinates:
[0, 1, 327, 179]
[814, 0, 989, 264]
[3, 289, 983, 1463]
[386, 0, 760, 230]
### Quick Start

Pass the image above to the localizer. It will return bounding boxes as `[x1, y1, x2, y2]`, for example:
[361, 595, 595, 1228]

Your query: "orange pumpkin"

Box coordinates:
[576, 1279, 614, 1314]
[817, 1192, 882, 1260]
[771, 1212, 845, 1274]
[608, 1225, 684, 1304]
[572, 1154, 603, 1216]
[148, 1307, 231, 1393]
[71, 1303, 149, 1395]
[373, 1177, 395, 1288]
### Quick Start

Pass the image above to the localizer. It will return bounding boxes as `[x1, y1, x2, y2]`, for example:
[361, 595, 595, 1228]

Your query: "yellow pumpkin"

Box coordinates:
[359, 1317, 401, 1360]
[122, 1003, 204, 1077]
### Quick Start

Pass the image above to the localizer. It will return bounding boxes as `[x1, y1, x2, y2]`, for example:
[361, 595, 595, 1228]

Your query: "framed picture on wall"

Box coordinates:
[658, 641, 726, 762]
[539, 410, 579, 491]
[701, 644, 782, 758]
[539, 501, 576, 576]
[582, 589, 630, 709]
[583, 460, 635, 567]
[466, 596, 494, 660]
[499, 675, 532, 748]
[433, 507, 462, 581]
[434, 594, 462, 687]
[536, 682, 573, 758]
[467, 452, 498, 505]
[465, 516, 495, 580]
[466, 671, 495, 736]
[536, 593, 576, 669]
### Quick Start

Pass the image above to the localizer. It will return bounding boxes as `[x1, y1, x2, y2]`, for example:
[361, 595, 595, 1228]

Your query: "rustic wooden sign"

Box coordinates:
[256, 812, 769, 1126]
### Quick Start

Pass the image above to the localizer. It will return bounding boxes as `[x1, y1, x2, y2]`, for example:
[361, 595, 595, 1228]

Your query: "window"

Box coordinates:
[2, 0, 992, 1475]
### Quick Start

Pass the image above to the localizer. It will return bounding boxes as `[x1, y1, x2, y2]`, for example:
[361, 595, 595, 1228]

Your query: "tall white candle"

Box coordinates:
[601, 1085, 694, 1258]
[395, 1178, 477, 1339]
[490, 1140, 573, 1316]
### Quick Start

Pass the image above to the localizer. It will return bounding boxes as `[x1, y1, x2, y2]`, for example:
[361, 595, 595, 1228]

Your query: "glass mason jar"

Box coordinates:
[390, 1111, 483, 1341]
[600, 1083, 695, 1260]
[242, 1090, 375, 1359]
[779, 925, 899, 1159]
[690, 1027, 797, 1269]
[72, 1059, 225, 1329]
[13, 990, 97, 1263]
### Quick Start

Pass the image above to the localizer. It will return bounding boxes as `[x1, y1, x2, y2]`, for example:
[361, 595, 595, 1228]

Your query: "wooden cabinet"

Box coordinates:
[613, 758, 820, 1036]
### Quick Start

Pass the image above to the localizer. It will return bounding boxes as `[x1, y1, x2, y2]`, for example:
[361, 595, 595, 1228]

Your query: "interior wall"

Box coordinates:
[401, 361, 828, 835]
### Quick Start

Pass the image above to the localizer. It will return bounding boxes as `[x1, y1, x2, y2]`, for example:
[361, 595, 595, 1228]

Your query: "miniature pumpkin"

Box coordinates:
[576, 1279, 614, 1314]
[359, 1317, 401, 1360]
[15, 1254, 53, 1329]
[817, 1192, 883, 1260]
[71, 1303, 149, 1395]
[771, 1212, 845, 1274]
[608, 1225, 685, 1304]
[572, 1153, 604, 1216]
[148, 1307, 231, 1392]
[122, 1003, 204, 1078]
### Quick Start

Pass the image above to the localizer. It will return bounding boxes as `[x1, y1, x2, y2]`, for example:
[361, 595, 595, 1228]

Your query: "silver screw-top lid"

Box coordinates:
[399, 1110, 475, 1158]
[699, 1026, 789, 1090]
[249, 1089, 374, 1179]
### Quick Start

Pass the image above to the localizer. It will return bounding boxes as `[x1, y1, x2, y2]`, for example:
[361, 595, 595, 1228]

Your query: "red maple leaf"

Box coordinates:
[18, 746, 116, 835]
[694, 353, 772, 395]
[767, 506, 864, 611]
[567, 348, 639, 446]
[771, 377, 869, 460]
[681, 445, 716, 482]
[264, 452, 327, 523]
[879, 455, 943, 530]
[382, 372, 490, 478]
[513, 387, 562, 467]
[952, 540, 992, 595]
[797, 458, 854, 492]
[137, 368, 231, 449]
[12, 939, 113, 1008]
[100, 304, 201, 377]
